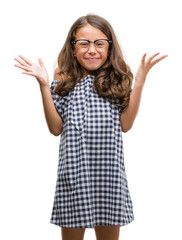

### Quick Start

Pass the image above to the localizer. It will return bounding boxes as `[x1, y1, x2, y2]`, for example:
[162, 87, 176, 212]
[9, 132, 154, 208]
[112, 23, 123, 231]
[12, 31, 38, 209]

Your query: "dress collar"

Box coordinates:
[80, 75, 95, 82]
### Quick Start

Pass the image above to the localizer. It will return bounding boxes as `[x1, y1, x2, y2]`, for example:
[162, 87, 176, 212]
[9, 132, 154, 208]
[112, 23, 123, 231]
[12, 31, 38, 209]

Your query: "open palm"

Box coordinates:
[14, 55, 49, 87]
[135, 52, 168, 84]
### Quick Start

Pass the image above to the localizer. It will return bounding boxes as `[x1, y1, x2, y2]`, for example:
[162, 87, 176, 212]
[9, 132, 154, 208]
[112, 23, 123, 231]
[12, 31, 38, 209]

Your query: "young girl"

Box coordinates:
[14, 14, 167, 240]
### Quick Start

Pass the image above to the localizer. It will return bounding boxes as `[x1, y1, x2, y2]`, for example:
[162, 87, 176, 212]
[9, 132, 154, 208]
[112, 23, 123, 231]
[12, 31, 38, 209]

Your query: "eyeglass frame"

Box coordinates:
[71, 39, 112, 49]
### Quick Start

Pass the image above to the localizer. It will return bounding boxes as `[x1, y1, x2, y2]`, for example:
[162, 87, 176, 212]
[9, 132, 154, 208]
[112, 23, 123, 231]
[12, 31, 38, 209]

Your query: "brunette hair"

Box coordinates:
[55, 14, 133, 111]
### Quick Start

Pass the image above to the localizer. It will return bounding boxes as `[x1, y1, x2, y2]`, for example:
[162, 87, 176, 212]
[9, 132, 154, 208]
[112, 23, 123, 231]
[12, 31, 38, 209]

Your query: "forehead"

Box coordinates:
[75, 24, 107, 40]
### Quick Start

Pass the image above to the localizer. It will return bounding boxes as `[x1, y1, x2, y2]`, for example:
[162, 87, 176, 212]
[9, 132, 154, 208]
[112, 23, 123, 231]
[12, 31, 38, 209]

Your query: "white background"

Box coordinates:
[0, 0, 182, 239]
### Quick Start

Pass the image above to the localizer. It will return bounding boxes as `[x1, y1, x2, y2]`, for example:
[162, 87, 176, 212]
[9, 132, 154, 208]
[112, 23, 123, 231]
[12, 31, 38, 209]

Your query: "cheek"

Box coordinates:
[74, 49, 84, 59]
[75, 54, 84, 64]
[100, 51, 109, 62]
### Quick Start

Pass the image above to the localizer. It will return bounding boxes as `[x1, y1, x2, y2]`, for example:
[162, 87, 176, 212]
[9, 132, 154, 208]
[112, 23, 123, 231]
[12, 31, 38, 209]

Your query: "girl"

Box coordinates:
[14, 14, 167, 240]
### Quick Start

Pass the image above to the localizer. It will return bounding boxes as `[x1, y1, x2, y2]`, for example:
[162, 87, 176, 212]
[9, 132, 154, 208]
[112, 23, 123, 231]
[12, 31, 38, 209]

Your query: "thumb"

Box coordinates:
[38, 58, 45, 68]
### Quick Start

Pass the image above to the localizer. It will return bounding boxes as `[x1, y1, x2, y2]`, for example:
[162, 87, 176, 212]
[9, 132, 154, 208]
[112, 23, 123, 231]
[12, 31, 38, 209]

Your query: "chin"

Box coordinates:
[82, 68, 97, 76]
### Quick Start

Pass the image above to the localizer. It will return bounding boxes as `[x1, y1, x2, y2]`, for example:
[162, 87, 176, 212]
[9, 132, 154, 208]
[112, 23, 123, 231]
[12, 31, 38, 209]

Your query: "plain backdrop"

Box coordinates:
[0, 0, 182, 239]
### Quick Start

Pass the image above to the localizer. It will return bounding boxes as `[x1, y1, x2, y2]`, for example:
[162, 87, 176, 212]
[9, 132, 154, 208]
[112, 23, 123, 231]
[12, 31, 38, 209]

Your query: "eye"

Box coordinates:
[95, 41, 104, 46]
[95, 40, 107, 48]
[78, 41, 89, 47]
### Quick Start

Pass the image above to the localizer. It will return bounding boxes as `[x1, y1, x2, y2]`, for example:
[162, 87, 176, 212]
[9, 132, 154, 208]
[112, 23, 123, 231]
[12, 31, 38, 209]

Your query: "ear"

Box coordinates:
[73, 50, 77, 58]
[72, 46, 76, 57]
[107, 46, 111, 57]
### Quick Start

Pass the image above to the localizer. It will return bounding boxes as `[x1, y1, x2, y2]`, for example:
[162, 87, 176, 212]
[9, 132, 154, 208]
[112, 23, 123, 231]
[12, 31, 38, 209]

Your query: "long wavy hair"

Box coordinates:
[55, 14, 133, 111]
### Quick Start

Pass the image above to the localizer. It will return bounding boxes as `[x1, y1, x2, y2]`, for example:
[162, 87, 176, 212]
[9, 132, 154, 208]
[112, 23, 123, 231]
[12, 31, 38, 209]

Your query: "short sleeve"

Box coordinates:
[50, 80, 65, 120]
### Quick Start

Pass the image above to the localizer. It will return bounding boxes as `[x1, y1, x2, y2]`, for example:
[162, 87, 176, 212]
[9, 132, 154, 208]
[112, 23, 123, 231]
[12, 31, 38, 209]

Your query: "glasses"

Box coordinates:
[71, 39, 112, 50]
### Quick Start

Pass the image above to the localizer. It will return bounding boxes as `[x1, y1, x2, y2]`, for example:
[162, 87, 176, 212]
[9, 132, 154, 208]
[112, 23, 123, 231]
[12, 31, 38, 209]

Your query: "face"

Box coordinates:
[73, 24, 109, 78]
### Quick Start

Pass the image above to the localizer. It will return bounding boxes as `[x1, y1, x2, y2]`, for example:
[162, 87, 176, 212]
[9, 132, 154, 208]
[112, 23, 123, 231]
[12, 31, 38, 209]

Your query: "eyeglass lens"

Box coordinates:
[76, 40, 109, 49]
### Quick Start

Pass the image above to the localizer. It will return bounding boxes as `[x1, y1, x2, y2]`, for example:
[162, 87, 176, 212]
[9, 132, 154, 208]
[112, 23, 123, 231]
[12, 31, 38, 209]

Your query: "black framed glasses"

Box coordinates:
[71, 39, 112, 50]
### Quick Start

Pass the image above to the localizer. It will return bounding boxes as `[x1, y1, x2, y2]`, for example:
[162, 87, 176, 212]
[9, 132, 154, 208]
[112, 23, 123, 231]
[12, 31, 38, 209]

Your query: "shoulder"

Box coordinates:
[50, 79, 61, 91]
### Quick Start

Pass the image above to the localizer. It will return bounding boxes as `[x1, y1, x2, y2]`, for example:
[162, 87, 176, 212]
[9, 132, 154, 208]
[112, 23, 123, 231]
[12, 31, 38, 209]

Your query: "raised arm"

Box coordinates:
[120, 52, 168, 132]
[14, 55, 63, 136]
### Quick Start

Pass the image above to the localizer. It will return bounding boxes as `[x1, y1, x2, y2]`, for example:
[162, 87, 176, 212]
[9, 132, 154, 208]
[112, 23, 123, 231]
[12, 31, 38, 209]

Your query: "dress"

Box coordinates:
[49, 75, 134, 228]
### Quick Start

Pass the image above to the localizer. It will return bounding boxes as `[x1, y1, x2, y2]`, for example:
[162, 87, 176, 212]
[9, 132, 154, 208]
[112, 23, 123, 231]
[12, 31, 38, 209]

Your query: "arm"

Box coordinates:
[14, 55, 63, 136]
[39, 84, 63, 136]
[120, 81, 144, 132]
[120, 52, 168, 132]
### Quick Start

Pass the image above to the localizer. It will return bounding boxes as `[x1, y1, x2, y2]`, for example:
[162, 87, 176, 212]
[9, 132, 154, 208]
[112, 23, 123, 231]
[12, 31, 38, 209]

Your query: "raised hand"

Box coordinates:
[135, 52, 168, 85]
[14, 55, 49, 87]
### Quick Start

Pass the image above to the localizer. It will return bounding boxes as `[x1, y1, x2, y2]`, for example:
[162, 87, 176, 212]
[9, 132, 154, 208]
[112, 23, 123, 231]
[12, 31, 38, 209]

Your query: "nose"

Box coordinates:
[88, 42, 96, 54]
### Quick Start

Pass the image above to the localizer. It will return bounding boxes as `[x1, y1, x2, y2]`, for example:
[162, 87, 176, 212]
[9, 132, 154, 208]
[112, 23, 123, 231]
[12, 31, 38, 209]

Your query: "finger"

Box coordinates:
[38, 58, 45, 68]
[146, 52, 160, 64]
[18, 55, 33, 66]
[14, 57, 29, 67]
[151, 54, 168, 66]
[141, 53, 147, 64]
[22, 71, 36, 77]
[14, 64, 32, 72]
